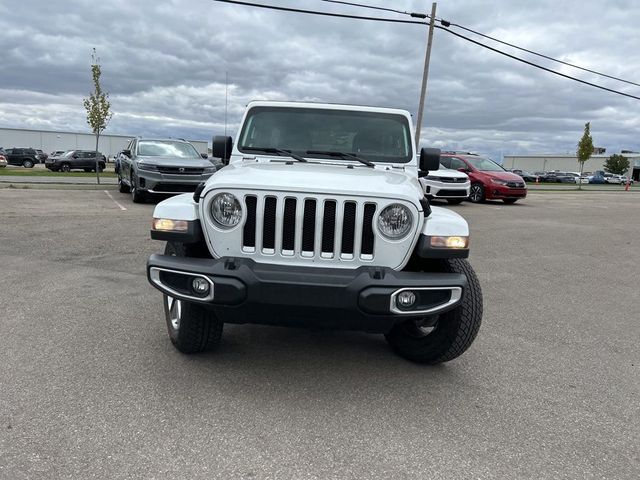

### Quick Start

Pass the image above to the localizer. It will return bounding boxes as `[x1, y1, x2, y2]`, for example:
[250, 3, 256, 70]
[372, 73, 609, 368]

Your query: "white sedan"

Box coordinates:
[419, 167, 470, 205]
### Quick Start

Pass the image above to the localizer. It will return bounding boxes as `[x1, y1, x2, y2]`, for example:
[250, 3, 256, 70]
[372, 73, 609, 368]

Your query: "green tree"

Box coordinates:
[576, 122, 593, 190]
[83, 48, 112, 185]
[603, 154, 630, 176]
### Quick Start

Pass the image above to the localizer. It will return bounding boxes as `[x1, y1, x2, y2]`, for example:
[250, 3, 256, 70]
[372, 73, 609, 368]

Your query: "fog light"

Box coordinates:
[191, 277, 210, 295]
[397, 291, 416, 309]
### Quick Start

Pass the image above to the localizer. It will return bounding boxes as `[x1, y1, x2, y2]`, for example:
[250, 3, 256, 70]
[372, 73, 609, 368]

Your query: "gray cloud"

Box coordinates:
[1, 0, 639, 159]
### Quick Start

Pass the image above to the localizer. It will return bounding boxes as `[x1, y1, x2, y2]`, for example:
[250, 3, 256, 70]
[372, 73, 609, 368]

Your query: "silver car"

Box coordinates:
[117, 138, 217, 203]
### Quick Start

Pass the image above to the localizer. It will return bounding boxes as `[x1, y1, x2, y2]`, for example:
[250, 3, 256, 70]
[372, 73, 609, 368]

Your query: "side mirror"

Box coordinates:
[72, 154, 79, 159]
[122, 149, 131, 158]
[201, 153, 208, 159]
[419, 147, 440, 173]
[212, 135, 232, 164]
[457, 167, 468, 173]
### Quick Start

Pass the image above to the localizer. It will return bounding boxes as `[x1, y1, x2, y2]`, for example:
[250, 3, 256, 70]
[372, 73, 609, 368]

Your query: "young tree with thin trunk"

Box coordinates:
[83, 48, 112, 185]
[576, 122, 593, 190]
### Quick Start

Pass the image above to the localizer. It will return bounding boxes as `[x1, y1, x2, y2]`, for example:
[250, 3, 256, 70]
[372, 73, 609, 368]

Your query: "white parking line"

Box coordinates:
[104, 190, 127, 211]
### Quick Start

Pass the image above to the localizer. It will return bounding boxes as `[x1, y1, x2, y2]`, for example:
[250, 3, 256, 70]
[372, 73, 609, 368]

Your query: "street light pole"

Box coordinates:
[414, 2, 437, 149]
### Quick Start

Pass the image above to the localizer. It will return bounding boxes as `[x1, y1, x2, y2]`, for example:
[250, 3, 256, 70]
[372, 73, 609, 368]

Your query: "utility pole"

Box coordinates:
[224, 71, 229, 137]
[415, 2, 437, 149]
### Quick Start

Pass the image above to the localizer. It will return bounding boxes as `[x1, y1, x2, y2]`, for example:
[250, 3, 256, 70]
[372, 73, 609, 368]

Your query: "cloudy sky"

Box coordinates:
[1, 0, 639, 159]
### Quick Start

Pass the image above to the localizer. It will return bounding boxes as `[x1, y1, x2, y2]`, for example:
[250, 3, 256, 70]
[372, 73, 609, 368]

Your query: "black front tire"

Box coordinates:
[446, 198, 465, 205]
[130, 174, 146, 203]
[468, 183, 485, 203]
[385, 259, 483, 364]
[118, 176, 130, 193]
[60, 163, 71, 172]
[163, 242, 223, 353]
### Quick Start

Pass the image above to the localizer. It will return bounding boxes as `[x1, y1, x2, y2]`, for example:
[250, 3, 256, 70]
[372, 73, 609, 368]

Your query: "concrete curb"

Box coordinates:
[0, 183, 119, 190]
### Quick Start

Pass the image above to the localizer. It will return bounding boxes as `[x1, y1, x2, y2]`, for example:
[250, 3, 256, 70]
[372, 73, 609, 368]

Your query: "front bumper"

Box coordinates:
[147, 255, 467, 333]
[485, 184, 527, 199]
[424, 180, 471, 198]
[137, 171, 213, 194]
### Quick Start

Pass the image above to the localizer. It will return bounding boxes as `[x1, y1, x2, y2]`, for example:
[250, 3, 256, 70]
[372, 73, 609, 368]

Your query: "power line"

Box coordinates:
[319, 0, 640, 88]
[210, 0, 426, 25]
[211, 0, 640, 101]
[437, 26, 640, 101]
[318, 0, 427, 19]
[446, 22, 640, 88]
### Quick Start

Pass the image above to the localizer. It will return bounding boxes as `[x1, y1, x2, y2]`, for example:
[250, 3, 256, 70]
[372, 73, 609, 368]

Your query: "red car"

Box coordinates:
[441, 153, 527, 204]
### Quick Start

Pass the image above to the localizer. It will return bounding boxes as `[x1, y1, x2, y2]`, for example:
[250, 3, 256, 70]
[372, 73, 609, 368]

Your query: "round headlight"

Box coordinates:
[377, 203, 413, 239]
[210, 193, 242, 228]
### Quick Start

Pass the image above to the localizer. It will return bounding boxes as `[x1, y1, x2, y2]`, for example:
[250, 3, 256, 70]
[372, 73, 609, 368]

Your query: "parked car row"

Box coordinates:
[511, 169, 635, 185]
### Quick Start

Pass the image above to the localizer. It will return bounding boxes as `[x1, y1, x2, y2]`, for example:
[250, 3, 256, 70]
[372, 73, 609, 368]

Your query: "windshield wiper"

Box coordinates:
[306, 150, 375, 168]
[242, 147, 307, 163]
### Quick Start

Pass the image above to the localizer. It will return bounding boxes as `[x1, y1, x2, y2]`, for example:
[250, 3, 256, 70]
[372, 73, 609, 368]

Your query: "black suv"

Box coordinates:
[46, 150, 106, 172]
[4, 148, 39, 168]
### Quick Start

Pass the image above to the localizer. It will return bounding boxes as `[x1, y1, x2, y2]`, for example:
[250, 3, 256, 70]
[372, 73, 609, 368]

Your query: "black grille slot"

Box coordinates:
[341, 202, 356, 254]
[243, 196, 257, 247]
[263, 197, 277, 250]
[282, 198, 297, 251]
[152, 183, 198, 193]
[321, 200, 336, 253]
[436, 189, 467, 197]
[302, 199, 316, 252]
[361, 204, 376, 255]
[157, 167, 204, 175]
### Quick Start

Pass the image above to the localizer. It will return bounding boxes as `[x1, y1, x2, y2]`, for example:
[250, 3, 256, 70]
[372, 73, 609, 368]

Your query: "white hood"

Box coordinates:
[427, 167, 469, 179]
[202, 161, 424, 205]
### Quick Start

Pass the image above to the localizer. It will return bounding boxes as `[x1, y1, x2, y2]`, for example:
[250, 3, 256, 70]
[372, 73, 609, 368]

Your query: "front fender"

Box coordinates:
[421, 206, 469, 237]
[153, 193, 200, 221]
[150, 193, 203, 243]
[417, 206, 470, 259]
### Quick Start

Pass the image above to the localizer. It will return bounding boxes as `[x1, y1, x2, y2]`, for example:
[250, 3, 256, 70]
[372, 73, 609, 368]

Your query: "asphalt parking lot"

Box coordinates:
[1, 189, 638, 479]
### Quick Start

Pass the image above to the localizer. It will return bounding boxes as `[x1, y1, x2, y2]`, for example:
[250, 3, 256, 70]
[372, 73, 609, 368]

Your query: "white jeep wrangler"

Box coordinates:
[147, 101, 482, 364]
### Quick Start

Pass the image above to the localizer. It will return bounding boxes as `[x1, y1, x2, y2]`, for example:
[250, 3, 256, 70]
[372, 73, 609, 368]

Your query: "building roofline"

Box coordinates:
[0, 126, 207, 144]
[504, 153, 640, 158]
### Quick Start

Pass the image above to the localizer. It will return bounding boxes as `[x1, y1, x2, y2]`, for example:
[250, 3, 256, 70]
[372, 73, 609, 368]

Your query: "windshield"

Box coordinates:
[464, 156, 505, 172]
[238, 107, 413, 163]
[137, 140, 199, 158]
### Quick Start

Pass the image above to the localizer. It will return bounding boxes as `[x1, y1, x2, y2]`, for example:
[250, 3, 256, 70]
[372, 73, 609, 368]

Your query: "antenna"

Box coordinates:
[224, 71, 228, 137]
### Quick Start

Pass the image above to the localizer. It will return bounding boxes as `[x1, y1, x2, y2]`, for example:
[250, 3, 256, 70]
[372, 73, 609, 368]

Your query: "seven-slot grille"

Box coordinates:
[507, 181, 525, 188]
[242, 195, 377, 260]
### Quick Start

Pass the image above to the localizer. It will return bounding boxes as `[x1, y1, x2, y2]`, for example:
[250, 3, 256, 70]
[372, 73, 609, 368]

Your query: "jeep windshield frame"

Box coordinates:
[237, 106, 413, 164]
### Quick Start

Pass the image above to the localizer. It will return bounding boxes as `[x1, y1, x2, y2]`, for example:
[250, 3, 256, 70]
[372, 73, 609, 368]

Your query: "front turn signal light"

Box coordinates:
[430, 235, 469, 249]
[152, 218, 189, 232]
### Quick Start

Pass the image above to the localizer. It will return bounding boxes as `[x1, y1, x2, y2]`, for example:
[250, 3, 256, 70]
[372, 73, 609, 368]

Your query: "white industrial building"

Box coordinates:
[0, 127, 209, 158]
[503, 153, 640, 180]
